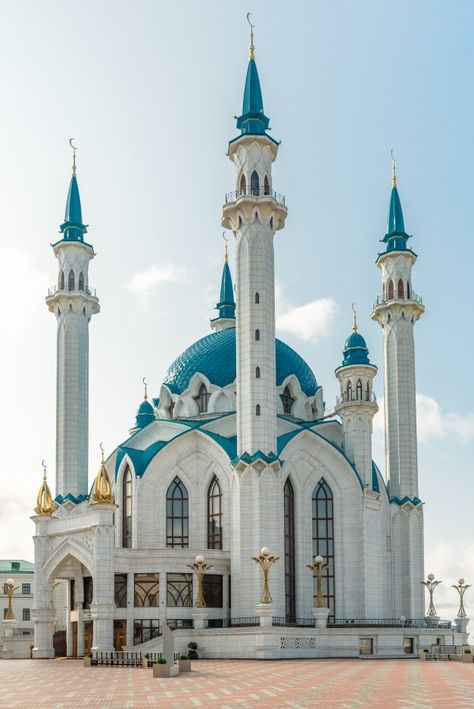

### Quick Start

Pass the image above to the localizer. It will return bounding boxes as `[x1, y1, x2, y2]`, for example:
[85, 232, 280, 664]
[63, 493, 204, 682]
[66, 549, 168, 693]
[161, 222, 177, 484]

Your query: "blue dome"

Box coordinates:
[341, 331, 372, 367]
[138, 400, 154, 415]
[163, 328, 318, 397]
[343, 331, 368, 351]
[135, 399, 155, 429]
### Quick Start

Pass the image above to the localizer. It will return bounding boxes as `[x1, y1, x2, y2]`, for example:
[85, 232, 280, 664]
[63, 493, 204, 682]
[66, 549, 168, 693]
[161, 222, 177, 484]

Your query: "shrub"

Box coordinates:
[180, 655, 188, 661]
[187, 642, 198, 650]
[464, 648, 472, 654]
[157, 658, 167, 664]
[423, 649, 429, 653]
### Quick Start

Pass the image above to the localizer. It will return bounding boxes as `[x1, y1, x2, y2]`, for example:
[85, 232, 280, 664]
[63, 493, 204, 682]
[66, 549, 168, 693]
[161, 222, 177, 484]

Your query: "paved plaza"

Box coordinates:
[0, 658, 473, 708]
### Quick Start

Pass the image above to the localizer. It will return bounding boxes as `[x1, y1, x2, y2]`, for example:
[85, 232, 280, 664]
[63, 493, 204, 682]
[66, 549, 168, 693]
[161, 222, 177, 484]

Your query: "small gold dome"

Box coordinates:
[91, 444, 115, 505]
[35, 463, 54, 516]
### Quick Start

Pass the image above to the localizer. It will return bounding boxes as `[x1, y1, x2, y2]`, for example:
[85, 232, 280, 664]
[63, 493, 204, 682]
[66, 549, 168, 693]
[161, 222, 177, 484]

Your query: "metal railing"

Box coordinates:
[272, 617, 315, 628]
[224, 187, 286, 206]
[204, 617, 260, 629]
[91, 651, 143, 667]
[336, 392, 377, 405]
[47, 284, 97, 297]
[328, 618, 452, 629]
[373, 292, 423, 308]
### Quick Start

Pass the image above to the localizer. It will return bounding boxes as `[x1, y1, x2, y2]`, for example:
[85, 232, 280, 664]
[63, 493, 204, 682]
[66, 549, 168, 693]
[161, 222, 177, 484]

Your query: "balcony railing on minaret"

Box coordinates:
[224, 185, 286, 206]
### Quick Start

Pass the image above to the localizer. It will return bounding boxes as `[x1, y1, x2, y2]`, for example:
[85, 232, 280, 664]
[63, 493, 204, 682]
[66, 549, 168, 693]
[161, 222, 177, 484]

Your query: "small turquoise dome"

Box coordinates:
[341, 330, 371, 367]
[163, 328, 318, 397]
[135, 399, 155, 429]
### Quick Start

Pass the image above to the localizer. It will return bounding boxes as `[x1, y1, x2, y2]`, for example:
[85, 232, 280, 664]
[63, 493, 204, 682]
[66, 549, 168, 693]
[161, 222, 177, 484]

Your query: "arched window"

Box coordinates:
[356, 379, 363, 400]
[122, 467, 132, 548]
[264, 175, 270, 195]
[346, 381, 353, 401]
[255, 292, 260, 304]
[68, 269, 75, 292]
[59, 270, 65, 290]
[366, 381, 370, 401]
[166, 477, 189, 548]
[387, 279, 394, 300]
[239, 173, 246, 196]
[312, 479, 335, 620]
[407, 281, 411, 299]
[256, 404, 261, 416]
[78, 272, 84, 291]
[398, 278, 404, 299]
[194, 383, 210, 414]
[208, 476, 222, 549]
[255, 329, 260, 341]
[256, 366, 261, 379]
[284, 477, 296, 622]
[250, 170, 259, 196]
[280, 386, 295, 415]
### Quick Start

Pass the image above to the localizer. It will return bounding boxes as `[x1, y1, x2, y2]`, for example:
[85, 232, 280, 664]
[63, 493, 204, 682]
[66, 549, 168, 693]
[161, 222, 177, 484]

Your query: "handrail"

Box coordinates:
[373, 292, 423, 308]
[47, 284, 97, 297]
[224, 187, 286, 206]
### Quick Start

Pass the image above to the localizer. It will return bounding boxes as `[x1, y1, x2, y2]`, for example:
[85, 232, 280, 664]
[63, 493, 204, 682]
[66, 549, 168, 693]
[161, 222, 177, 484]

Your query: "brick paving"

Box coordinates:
[0, 658, 473, 708]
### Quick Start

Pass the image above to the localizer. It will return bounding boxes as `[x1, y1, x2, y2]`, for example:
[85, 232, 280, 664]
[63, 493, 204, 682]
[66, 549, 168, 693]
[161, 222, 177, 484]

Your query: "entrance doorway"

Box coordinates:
[114, 620, 127, 650]
[84, 621, 93, 654]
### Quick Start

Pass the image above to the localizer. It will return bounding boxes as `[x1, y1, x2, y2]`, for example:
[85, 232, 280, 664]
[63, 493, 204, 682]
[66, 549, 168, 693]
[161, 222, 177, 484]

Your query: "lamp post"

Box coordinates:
[421, 573, 442, 618]
[252, 547, 279, 605]
[452, 578, 471, 619]
[187, 555, 213, 609]
[3, 578, 18, 621]
[307, 556, 328, 608]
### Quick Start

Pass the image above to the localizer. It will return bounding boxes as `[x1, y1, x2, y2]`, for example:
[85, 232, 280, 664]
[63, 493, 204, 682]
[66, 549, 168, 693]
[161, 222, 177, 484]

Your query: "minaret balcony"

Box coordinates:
[336, 392, 377, 406]
[373, 292, 423, 309]
[224, 186, 286, 206]
[48, 284, 97, 298]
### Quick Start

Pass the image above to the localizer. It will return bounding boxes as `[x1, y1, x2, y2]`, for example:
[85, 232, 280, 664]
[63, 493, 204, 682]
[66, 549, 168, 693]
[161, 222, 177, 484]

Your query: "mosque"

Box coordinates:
[31, 26, 466, 659]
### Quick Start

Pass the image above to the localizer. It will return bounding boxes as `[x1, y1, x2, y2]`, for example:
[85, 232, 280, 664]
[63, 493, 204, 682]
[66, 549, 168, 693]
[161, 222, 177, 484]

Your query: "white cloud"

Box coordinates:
[127, 263, 187, 304]
[275, 284, 338, 342]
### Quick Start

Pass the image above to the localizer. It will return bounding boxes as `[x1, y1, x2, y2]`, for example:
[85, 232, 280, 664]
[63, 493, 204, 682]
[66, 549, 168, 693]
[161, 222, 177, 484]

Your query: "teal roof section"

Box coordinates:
[213, 259, 236, 321]
[162, 328, 318, 397]
[0, 560, 34, 574]
[339, 329, 373, 368]
[60, 174, 88, 242]
[54, 493, 88, 505]
[236, 58, 270, 136]
[135, 399, 155, 429]
[380, 184, 412, 254]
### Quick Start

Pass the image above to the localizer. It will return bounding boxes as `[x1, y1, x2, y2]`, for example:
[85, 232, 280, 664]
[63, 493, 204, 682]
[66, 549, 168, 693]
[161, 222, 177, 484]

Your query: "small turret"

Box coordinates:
[134, 378, 155, 429]
[91, 444, 114, 505]
[34, 462, 54, 516]
[210, 242, 236, 332]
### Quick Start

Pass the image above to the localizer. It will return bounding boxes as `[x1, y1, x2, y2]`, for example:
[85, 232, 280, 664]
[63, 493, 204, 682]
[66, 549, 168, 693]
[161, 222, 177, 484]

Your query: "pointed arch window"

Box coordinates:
[166, 477, 189, 548]
[264, 175, 270, 195]
[387, 279, 394, 300]
[255, 329, 260, 341]
[255, 292, 260, 304]
[407, 281, 411, 299]
[280, 386, 295, 415]
[194, 383, 211, 414]
[59, 270, 65, 290]
[366, 381, 370, 401]
[207, 476, 222, 549]
[256, 404, 261, 416]
[356, 379, 363, 400]
[346, 381, 353, 401]
[239, 173, 246, 196]
[256, 366, 261, 379]
[68, 269, 75, 292]
[122, 466, 132, 548]
[284, 477, 296, 622]
[398, 279, 404, 299]
[312, 479, 335, 620]
[78, 272, 84, 292]
[250, 170, 260, 196]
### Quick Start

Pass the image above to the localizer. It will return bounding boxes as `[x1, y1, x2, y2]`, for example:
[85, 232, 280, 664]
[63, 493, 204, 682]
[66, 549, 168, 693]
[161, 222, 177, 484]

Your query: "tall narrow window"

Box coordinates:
[387, 279, 394, 300]
[284, 477, 296, 622]
[346, 381, 353, 401]
[122, 467, 132, 548]
[398, 278, 404, 299]
[78, 272, 84, 291]
[166, 477, 189, 548]
[256, 366, 261, 379]
[239, 173, 246, 195]
[256, 404, 261, 416]
[255, 292, 260, 304]
[280, 386, 295, 415]
[68, 269, 75, 291]
[59, 270, 65, 290]
[194, 383, 210, 414]
[407, 281, 411, 299]
[264, 175, 270, 195]
[251, 170, 259, 196]
[312, 479, 335, 620]
[255, 329, 260, 341]
[356, 379, 363, 400]
[366, 381, 370, 401]
[207, 476, 222, 549]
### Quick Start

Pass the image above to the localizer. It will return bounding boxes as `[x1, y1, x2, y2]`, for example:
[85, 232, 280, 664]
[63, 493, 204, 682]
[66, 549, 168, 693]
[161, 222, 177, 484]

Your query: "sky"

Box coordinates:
[0, 0, 473, 625]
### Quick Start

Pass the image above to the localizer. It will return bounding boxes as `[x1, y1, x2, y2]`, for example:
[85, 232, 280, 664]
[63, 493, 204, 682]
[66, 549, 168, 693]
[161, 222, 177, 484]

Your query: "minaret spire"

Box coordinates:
[210, 236, 236, 332]
[247, 12, 255, 60]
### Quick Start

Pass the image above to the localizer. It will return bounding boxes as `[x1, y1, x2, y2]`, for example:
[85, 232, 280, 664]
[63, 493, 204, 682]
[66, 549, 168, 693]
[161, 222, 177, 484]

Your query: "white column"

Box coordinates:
[126, 573, 134, 647]
[31, 517, 55, 658]
[90, 506, 116, 651]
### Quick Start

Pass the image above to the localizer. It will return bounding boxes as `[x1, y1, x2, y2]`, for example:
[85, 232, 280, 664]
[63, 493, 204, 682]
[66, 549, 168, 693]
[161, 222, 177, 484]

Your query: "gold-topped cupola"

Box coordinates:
[34, 461, 54, 516]
[91, 443, 115, 504]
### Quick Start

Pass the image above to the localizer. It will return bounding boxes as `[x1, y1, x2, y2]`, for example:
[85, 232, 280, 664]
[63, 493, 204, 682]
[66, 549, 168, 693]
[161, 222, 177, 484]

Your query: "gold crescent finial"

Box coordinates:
[222, 232, 229, 262]
[99, 442, 105, 463]
[41, 460, 47, 480]
[247, 12, 255, 60]
[69, 138, 78, 177]
[352, 303, 357, 332]
[142, 376, 148, 400]
[391, 149, 397, 188]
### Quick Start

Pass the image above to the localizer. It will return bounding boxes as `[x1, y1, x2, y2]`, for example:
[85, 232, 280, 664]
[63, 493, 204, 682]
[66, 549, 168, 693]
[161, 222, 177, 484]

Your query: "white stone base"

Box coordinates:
[454, 617, 470, 634]
[312, 607, 330, 629]
[192, 609, 209, 630]
[256, 604, 274, 628]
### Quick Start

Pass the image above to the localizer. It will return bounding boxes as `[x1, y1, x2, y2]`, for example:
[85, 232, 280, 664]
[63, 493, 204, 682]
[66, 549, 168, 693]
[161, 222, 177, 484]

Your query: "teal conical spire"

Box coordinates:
[235, 24, 270, 136]
[381, 154, 410, 253]
[60, 145, 88, 242]
[210, 245, 236, 330]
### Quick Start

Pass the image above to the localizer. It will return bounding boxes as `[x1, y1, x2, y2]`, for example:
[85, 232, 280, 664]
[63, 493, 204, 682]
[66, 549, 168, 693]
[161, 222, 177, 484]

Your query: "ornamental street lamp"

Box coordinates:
[3, 578, 19, 620]
[452, 578, 471, 618]
[307, 556, 328, 608]
[252, 547, 279, 604]
[421, 573, 442, 616]
[187, 555, 213, 608]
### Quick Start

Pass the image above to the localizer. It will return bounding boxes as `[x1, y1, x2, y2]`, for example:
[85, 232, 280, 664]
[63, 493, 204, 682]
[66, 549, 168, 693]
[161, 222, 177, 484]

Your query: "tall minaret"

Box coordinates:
[46, 145, 100, 500]
[371, 158, 424, 500]
[221, 24, 287, 457]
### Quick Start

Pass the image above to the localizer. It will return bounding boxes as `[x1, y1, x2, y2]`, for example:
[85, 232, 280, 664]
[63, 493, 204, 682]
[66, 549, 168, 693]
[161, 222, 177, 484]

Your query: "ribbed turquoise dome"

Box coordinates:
[341, 331, 371, 367]
[163, 328, 318, 397]
[135, 399, 155, 429]
[344, 331, 368, 351]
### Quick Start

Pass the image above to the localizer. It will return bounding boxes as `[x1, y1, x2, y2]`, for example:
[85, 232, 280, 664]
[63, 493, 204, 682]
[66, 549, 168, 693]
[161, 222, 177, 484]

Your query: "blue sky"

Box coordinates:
[0, 0, 472, 621]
